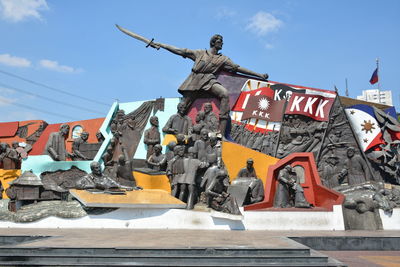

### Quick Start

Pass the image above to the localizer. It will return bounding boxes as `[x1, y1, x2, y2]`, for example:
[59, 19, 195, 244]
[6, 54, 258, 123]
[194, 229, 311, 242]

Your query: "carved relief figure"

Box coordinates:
[143, 116, 161, 160]
[72, 132, 89, 161]
[44, 124, 71, 161]
[162, 102, 192, 136]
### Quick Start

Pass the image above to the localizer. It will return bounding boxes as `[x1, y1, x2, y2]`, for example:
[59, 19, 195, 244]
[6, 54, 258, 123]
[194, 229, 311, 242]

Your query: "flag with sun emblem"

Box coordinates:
[345, 104, 384, 151]
[241, 94, 285, 121]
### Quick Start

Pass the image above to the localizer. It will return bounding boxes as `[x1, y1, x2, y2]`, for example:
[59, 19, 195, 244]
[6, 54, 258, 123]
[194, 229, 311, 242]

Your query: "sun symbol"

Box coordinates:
[361, 120, 375, 134]
[258, 97, 270, 110]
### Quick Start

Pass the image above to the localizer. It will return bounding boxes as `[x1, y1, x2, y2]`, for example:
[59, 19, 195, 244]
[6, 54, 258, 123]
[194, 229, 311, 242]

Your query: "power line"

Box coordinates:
[0, 69, 109, 107]
[0, 81, 105, 115]
[0, 97, 79, 121]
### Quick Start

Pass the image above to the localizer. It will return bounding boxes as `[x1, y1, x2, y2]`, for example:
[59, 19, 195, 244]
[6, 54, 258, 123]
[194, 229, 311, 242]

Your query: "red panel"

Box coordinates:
[29, 123, 62, 155]
[245, 152, 344, 211]
[0, 121, 19, 137]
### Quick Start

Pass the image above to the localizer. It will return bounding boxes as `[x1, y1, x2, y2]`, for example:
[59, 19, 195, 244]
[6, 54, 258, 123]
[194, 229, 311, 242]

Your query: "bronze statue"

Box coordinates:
[205, 169, 241, 215]
[274, 165, 311, 208]
[44, 124, 72, 161]
[116, 145, 137, 187]
[203, 103, 219, 133]
[143, 116, 161, 160]
[167, 146, 186, 198]
[72, 132, 89, 161]
[0, 143, 19, 169]
[146, 144, 167, 171]
[116, 25, 268, 134]
[233, 158, 265, 205]
[76, 161, 134, 191]
[162, 102, 192, 136]
[193, 128, 212, 162]
[339, 147, 371, 185]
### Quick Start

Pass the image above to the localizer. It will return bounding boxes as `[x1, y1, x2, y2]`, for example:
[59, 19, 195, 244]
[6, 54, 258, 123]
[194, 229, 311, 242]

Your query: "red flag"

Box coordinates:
[369, 68, 378, 85]
[285, 93, 335, 121]
[241, 95, 285, 122]
[232, 87, 274, 112]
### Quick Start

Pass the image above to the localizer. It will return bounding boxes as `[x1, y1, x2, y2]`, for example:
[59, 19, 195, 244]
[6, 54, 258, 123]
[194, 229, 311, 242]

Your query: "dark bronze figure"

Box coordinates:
[203, 103, 219, 133]
[233, 158, 265, 205]
[117, 25, 268, 135]
[143, 116, 161, 160]
[146, 144, 167, 171]
[274, 165, 311, 208]
[193, 129, 212, 162]
[116, 145, 137, 187]
[44, 124, 71, 161]
[339, 147, 371, 185]
[72, 132, 89, 161]
[205, 169, 241, 215]
[162, 102, 192, 136]
[0, 143, 19, 169]
[76, 161, 135, 191]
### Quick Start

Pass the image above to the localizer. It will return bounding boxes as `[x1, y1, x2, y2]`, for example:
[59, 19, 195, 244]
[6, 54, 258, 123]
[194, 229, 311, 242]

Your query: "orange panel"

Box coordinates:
[221, 141, 279, 185]
[133, 171, 171, 193]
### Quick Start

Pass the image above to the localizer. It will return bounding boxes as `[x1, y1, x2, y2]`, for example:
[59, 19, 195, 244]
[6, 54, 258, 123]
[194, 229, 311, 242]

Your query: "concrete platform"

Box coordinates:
[0, 229, 399, 266]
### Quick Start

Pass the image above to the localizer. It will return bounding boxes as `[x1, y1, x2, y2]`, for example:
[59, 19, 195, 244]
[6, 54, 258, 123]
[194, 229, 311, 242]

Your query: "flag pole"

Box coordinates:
[376, 57, 381, 103]
[345, 78, 349, 97]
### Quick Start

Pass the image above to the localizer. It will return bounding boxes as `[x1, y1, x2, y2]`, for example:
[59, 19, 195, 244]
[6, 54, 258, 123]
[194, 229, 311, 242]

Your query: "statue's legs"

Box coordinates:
[210, 83, 230, 134]
[179, 184, 187, 201]
[186, 184, 196, 209]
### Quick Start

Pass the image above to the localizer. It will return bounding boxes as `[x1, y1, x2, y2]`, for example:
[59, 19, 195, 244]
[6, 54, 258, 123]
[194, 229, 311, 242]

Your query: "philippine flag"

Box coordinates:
[345, 104, 384, 151]
[369, 68, 379, 85]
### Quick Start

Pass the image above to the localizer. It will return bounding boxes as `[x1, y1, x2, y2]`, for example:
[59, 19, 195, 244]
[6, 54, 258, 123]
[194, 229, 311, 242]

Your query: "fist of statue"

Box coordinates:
[262, 73, 269, 80]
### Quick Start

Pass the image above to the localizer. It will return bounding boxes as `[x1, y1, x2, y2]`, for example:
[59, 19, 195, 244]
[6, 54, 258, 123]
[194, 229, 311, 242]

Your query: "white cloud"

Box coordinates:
[216, 7, 237, 19]
[0, 53, 31, 67]
[39, 59, 83, 73]
[0, 0, 48, 22]
[0, 95, 16, 107]
[246, 11, 283, 36]
[265, 43, 274, 49]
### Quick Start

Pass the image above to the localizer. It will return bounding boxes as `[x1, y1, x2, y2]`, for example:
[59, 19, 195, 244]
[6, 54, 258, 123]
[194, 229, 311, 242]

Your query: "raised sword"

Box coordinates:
[115, 24, 160, 49]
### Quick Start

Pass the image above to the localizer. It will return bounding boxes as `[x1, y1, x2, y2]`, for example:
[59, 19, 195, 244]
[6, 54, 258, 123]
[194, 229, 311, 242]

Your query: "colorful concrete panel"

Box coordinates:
[222, 141, 279, 185]
[133, 171, 171, 193]
[70, 189, 185, 208]
[0, 169, 20, 199]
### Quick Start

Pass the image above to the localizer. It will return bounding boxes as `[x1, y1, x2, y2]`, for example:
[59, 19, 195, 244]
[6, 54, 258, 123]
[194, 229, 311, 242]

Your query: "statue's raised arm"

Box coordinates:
[116, 25, 269, 135]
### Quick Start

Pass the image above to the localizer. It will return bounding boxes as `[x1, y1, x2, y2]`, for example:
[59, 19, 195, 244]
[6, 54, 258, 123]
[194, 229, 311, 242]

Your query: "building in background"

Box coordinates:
[357, 89, 393, 106]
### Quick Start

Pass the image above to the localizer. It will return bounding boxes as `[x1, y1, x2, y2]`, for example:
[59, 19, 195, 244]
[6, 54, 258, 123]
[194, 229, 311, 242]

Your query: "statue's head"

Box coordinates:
[192, 124, 202, 134]
[210, 34, 223, 50]
[174, 145, 185, 157]
[0, 143, 6, 152]
[11, 141, 19, 149]
[167, 141, 177, 150]
[284, 165, 292, 171]
[177, 102, 186, 115]
[347, 147, 355, 158]
[90, 161, 102, 176]
[60, 124, 70, 136]
[216, 169, 228, 179]
[246, 158, 254, 168]
[188, 146, 196, 158]
[200, 128, 209, 141]
[150, 116, 159, 127]
[81, 132, 89, 141]
[176, 133, 185, 144]
[196, 111, 205, 122]
[154, 144, 162, 154]
[203, 103, 213, 114]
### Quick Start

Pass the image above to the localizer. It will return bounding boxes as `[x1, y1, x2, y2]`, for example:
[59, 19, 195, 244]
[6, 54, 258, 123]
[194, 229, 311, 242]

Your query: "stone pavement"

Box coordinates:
[0, 228, 399, 266]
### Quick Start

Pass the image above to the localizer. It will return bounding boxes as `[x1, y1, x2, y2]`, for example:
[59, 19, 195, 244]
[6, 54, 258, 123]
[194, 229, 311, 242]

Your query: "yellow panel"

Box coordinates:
[162, 134, 177, 146]
[221, 141, 279, 185]
[0, 169, 21, 199]
[70, 189, 184, 208]
[133, 171, 171, 193]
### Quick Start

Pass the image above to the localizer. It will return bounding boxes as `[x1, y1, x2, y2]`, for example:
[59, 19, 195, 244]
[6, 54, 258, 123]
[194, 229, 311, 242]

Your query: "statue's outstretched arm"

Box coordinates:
[236, 66, 268, 80]
[155, 42, 187, 57]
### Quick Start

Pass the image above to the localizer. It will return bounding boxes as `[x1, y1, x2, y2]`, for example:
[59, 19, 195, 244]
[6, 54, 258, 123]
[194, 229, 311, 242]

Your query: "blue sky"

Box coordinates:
[0, 0, 399, 123]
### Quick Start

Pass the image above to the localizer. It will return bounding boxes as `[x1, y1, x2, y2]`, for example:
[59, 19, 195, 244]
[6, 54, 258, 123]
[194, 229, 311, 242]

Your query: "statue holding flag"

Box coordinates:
[116, 25, 269, 135]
